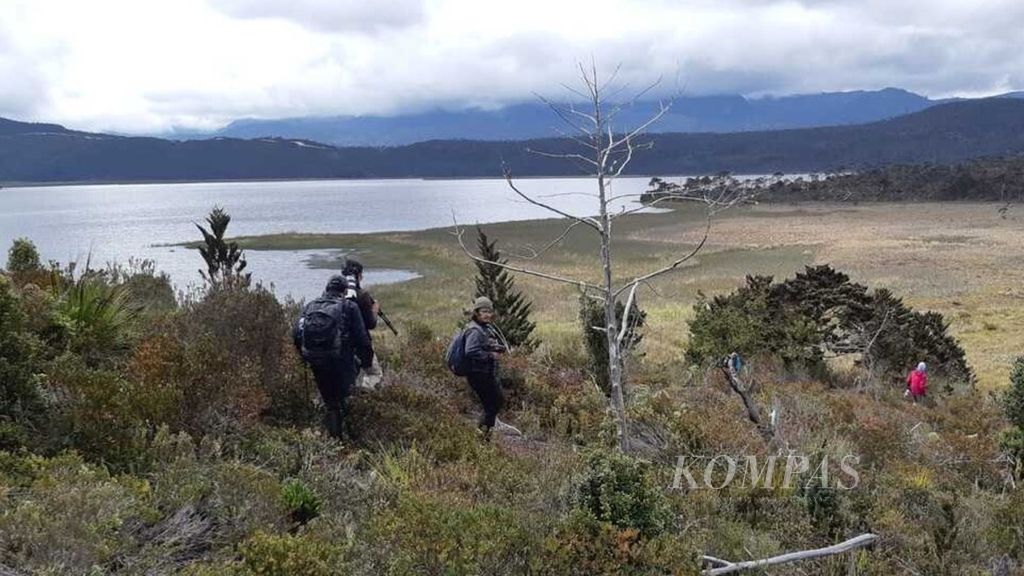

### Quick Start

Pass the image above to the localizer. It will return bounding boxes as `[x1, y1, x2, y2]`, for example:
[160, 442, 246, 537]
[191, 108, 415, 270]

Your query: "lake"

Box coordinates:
[0, 177, 654, 300]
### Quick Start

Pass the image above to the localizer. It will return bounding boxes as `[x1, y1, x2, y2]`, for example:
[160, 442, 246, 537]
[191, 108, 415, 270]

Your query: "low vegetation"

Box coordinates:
[2, 199, 1022, 574]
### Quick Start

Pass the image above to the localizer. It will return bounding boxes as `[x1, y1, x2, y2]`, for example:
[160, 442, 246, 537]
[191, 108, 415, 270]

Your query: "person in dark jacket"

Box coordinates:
[293, 275, 373, 439]
[343, 259, 383, 388]
[464, 296, 506, 440]
[343, 259, 379, 331]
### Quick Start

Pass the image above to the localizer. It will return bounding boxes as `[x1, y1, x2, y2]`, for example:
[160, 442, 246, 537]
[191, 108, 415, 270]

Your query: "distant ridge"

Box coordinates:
[3, 98, 1024, 184]
[204, 88, 933, 146]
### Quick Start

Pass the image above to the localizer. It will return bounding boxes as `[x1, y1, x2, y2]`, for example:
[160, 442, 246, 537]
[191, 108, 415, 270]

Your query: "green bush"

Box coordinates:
[149, 457, 289, 545]
[0, 275, 46, 450]
[237, 531, 344, 576]
[6, 238, 41, 274]
[107, 258, 177, 315]
[1005, 356, 1024, 429]
[579, 294, 646, 395]
[686, 266, 973, 383]
[281, 478, 322, 525]
[990, 489, 1024, 560]
[45, 353, 153, 472]
[357, 492, 536, 576]
[571, 449, 673, 539]
[346, 383, 484, 461]
[0, 452, 157, 574]
[541, 510, 698, 576]
[129, 285, 299, 435]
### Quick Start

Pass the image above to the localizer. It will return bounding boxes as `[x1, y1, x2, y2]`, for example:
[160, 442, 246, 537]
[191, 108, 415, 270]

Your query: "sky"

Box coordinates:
[2, 0, 1024, 134]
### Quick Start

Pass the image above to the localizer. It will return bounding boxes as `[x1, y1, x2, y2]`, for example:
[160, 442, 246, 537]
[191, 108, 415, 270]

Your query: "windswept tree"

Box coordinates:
[453, 64, 752, 451]
[474, 227, 538, 350]
[6, 238, 41, 274]
[195, 206, 251, 290]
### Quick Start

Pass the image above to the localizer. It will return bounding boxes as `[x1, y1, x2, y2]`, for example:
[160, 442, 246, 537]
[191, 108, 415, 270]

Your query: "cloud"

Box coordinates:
[0, 6, 63, 119]
[3, 0, 1024, 132]
[208, 0, 427, 33]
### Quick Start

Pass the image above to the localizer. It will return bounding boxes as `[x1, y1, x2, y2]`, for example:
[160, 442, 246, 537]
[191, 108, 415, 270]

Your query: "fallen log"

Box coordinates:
[702, 533, 879, 575]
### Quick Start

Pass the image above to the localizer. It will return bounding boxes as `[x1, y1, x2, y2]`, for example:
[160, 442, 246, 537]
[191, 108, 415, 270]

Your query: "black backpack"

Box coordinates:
[299, 297, 349, 362]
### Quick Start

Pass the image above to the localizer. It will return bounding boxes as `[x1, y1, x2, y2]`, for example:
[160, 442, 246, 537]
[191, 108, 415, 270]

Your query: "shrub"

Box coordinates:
[140, 285, 297, 435]
[1000, 428, 1024, 482]
[517, 357, 604, 441]
[540, 510, 698, 576]
[45, 353, 153, 471]
[149, 457, 289, 546]
[686, 266, 973, 383]
[686, 275, 821, 371]
[0, 275, 46, 450]
[579, 294, 646, 395]
[107, 258, 177, 315]
[345, 384, 484, 461]
[281, 478, 322, 525]
[357, 492, 536, 576]
[236, 531, 344, 576]
[0, 452, 157, 574]
[1005, 356, 1024, 429]
[571, 449, 673, 539]
[6, 238, 41, 274]
[990, 489, 1024, 560]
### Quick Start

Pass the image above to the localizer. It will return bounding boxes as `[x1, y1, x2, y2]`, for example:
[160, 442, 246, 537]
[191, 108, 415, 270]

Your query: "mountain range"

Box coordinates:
[200, 88, 940, 146]
[4, 97, 1024, 184]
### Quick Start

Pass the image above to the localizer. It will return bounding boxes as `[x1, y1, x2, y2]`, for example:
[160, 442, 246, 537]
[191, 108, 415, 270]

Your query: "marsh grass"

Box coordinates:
[231, 202, 1023, 389]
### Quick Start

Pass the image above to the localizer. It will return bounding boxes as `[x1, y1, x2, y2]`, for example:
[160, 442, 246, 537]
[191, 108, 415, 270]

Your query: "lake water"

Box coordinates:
[0, 177, 654, 300]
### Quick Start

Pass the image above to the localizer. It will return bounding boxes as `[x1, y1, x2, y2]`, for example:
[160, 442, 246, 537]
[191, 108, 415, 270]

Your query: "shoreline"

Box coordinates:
[0, 173, 686, 190]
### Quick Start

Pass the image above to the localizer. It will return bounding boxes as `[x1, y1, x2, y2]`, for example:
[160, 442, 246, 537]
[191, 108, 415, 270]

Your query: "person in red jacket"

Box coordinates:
[906, 361, 928, 402]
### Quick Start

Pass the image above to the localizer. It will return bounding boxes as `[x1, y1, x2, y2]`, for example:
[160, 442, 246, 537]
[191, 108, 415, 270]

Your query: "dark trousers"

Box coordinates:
[310, 360, 357, 415]
[467, 371, 503, 428]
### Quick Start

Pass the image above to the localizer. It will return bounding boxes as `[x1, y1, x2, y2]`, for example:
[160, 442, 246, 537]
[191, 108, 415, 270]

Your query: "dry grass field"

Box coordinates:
[237, 202, 1024, 389]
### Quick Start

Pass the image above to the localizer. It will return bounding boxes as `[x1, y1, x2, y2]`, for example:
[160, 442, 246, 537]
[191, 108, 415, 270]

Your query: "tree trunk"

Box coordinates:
[598, 170, 630, 452]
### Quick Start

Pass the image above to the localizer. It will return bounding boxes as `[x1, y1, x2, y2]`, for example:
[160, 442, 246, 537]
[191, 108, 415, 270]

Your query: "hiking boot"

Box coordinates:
[324, 409, 344, 440]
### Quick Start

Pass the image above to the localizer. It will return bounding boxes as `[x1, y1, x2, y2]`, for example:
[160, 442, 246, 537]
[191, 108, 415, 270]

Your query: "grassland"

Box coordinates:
[233, 202, 1024, 389]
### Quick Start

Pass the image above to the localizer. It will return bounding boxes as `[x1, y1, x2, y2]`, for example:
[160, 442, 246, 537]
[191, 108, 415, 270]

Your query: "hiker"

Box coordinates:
[342, 259, 379, 330]
[343, 259, 383, 389]
[906, 361, 928, 402]
[463, 296, 507, 440]
[293, 275, 373, 439]
[727, 351, 744, 374]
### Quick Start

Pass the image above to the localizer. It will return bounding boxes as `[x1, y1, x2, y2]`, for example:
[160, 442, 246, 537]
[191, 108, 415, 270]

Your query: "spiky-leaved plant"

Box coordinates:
[196, 206, 251, 290]
[473, 227, 537, 350]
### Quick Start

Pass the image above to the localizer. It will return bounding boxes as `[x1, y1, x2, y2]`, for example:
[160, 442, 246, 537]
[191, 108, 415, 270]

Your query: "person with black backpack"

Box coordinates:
[293, 275, 373, 439]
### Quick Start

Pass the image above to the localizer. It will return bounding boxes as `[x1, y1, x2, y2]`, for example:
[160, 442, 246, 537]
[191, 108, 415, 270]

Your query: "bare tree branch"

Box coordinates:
[616, 281, 640, 347]
[719, 363, 774, 444]
[503, 165, 602, 231]
[507, 219, 586, 261]
[525, 148, 600, 167]
[614, 214, 712, 297]
[452, 217, 599, 290]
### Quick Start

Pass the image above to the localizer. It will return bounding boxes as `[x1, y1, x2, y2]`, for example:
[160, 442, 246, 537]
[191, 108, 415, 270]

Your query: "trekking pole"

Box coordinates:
[378, 308, 399, 336]
[303, 364, 312, 406]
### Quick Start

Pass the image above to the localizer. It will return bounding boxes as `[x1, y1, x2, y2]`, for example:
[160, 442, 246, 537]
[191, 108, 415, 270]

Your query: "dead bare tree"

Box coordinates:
[453, 63, 752, 451]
